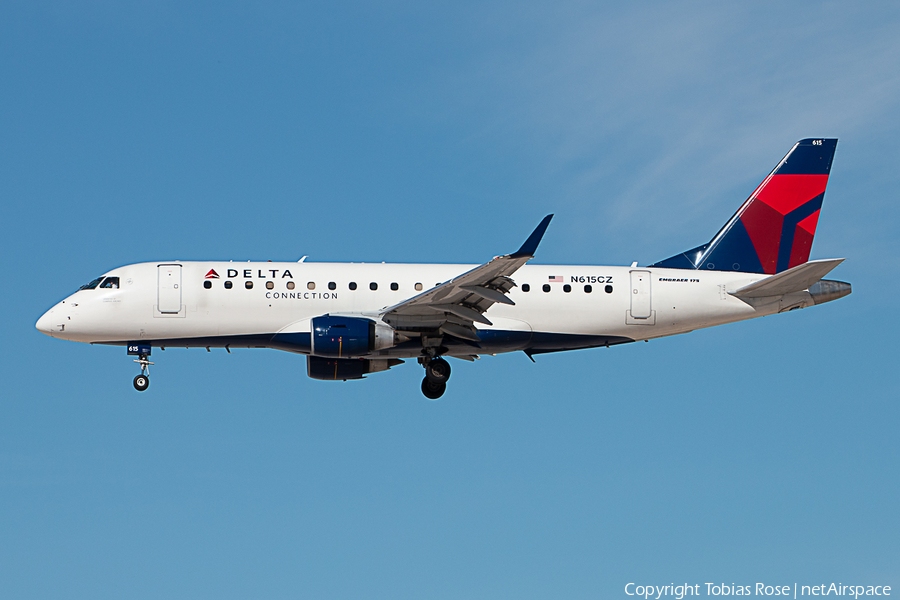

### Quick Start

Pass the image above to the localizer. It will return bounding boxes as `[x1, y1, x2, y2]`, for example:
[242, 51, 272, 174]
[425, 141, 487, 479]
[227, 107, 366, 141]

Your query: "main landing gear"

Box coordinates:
[133, 353, 153, 392]
[420, 357, 451, 400]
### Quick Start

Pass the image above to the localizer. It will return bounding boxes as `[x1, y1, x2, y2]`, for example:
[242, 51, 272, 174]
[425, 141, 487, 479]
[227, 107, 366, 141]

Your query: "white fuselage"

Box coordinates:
[36, 261, 814, 358]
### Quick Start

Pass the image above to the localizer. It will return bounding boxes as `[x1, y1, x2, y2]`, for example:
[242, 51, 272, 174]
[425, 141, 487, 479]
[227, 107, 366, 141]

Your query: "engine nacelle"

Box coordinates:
[306, 356, 403, 381]
[310, 315, 401, 358]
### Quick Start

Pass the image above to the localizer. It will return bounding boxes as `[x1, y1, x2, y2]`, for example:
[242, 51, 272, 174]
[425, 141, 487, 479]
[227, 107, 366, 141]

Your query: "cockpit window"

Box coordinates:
[79, 277, 105, 290]
[99, 277, 120, 289]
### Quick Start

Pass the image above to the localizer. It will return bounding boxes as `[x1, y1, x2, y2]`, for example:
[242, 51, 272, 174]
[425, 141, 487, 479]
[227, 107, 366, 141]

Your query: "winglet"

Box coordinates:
[510, 214, 554, 258]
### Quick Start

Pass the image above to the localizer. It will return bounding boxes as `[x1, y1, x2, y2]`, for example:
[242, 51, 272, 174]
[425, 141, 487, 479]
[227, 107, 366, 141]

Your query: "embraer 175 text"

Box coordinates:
[37, 139, 850, 399]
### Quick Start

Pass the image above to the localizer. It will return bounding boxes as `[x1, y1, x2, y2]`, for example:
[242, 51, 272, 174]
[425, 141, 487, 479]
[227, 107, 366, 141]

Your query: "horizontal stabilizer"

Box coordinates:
[730, 258, 844, 298]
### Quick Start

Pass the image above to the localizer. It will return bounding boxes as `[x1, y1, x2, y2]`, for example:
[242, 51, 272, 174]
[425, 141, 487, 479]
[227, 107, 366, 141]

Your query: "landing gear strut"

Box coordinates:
[133, 353, 153, 392]
[420, 357, 451, 399]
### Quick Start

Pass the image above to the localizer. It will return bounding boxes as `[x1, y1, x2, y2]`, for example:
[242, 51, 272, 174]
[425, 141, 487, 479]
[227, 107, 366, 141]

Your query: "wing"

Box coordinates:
[380, 215, 553, 341]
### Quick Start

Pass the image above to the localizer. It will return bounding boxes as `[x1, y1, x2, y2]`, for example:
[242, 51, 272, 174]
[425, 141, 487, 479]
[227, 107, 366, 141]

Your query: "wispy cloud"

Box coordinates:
[422, 2, 900, 257]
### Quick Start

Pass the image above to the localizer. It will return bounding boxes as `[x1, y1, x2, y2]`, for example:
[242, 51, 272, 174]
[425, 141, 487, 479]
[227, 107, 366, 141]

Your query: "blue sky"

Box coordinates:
[1, 2, 898, 598]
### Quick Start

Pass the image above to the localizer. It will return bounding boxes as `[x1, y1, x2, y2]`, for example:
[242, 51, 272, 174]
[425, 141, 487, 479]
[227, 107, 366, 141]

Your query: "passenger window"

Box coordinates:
[99, 277, 120, 289]
[521, 284, 530, 292]
[584, 284, 592, 293]
[390, 282, 398, 291]
[79, 276, 105, 291]
[245, 281, 253, 289]
[266, 281, 274, 290]
[370, 282, 378, 291]
[605, 285, 613, 293]
[563, 284, 571, 293]
[328, 282, 336, 290]
[286, 281, 295, 290]
[225, 281, 233, 289]
[542, 284, 551, 293]
[349, 282, 357, 290]
[415, 283, 423, 291]
[204, 281, 212, 289]
[308, 282, 316, 290]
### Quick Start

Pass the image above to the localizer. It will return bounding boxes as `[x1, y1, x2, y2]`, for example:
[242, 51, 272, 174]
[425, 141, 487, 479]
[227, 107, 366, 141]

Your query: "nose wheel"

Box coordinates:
[420, 357, 451, 399]
[132, 353, 153, 392]
[133, 374, 149, 391]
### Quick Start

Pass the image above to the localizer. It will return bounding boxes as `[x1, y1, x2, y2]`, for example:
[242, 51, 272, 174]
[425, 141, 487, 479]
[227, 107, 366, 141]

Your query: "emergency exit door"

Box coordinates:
[630, 270, 651, 319]
[158, 265, 182, 314]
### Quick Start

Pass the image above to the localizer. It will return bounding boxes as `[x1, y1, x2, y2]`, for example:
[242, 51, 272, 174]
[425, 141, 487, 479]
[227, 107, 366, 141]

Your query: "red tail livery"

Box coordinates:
[653, 138, 837, 274]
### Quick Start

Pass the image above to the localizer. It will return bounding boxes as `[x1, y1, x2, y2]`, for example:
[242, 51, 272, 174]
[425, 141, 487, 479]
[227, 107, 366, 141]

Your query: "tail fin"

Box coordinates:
[652, 138, 837, 274]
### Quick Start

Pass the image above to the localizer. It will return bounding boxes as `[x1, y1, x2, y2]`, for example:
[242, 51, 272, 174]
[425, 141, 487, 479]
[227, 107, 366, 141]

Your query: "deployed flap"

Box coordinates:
[729, 258, 844, 298]
[381, 215, 553, 338]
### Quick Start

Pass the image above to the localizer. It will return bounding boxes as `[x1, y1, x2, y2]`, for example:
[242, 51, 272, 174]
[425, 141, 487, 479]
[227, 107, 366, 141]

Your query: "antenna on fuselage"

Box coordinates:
[298, 256, 308, 262]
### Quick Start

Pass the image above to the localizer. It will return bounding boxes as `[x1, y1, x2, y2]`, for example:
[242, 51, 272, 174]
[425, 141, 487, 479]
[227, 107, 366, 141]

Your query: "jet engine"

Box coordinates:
[310, 315, 404, 358]
[307, 356, 403, 381]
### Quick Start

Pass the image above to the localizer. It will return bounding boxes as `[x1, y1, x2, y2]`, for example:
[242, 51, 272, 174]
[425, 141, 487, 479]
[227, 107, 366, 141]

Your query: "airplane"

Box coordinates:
[36, 138, 850, 399]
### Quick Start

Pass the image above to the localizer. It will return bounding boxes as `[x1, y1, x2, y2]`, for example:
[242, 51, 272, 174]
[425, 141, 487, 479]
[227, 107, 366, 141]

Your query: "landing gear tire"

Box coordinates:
[421, 377, 446, 400]
[425, 358, 451, 383]
[133, 374, 150, 392]
[131, 352, 154, 391]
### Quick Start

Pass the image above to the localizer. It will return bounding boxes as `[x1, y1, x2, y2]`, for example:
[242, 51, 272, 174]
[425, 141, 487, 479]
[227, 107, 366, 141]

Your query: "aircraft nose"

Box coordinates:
[36, 309, 55, 336]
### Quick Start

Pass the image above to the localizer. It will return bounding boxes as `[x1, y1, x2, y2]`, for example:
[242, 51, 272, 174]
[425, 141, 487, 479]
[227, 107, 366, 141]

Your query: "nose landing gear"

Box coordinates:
[133, 354, 153, 391]
[128, 344, 154, 392]
[420, 357, 451, 400]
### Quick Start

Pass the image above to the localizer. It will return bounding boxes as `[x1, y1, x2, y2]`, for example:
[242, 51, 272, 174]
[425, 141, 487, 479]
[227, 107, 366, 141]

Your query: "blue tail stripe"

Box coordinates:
[774, 139, 837, 176]
[702, 218, 764, 273]
[650, 138, 837, 273]
[775, 194, 824, 273]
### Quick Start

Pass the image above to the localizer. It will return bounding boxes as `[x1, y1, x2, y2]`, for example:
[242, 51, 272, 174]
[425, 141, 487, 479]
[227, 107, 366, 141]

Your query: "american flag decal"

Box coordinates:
[548, 276, 563, 283]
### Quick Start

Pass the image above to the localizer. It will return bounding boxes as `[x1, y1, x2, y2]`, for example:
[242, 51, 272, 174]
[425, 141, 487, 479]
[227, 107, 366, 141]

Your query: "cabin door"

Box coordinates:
[630, 270, 652, 319]
[158, 264, 182, 314]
